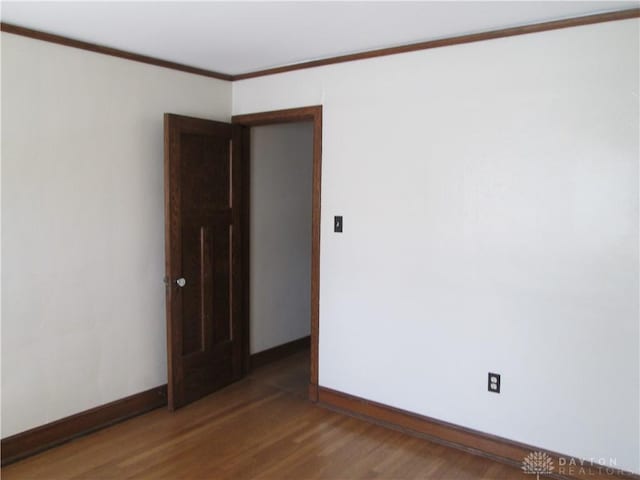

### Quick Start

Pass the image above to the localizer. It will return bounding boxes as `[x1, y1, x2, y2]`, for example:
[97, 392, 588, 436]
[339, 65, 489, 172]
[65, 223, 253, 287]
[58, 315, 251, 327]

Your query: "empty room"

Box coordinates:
[1, 1, 639, 479]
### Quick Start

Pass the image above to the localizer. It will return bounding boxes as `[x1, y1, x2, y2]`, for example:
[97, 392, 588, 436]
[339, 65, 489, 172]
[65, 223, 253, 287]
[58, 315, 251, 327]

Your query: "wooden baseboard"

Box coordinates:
[250, 335, 310, 370]
[1, 385, 167, 466]
[318, 387, 639, 480]
[308, 383, 319, 402]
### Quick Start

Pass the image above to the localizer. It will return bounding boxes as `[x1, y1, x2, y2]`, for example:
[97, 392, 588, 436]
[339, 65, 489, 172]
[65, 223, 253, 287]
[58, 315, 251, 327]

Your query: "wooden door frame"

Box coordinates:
[232, 106, 322, 402]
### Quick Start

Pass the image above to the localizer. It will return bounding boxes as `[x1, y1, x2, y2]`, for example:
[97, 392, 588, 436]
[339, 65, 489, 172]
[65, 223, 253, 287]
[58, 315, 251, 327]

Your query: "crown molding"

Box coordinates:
[2, 9, 638, 82]
[0, 22, 233, 81]
[233, 8, 640, 80]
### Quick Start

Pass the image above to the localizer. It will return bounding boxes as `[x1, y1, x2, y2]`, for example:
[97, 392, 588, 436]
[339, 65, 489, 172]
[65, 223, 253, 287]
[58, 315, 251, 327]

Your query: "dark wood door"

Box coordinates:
[164, 114, 245, 410]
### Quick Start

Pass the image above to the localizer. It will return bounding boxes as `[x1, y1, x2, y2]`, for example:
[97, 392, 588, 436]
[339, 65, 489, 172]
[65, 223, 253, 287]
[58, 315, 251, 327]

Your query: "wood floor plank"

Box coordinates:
[2, 351, 525, 479]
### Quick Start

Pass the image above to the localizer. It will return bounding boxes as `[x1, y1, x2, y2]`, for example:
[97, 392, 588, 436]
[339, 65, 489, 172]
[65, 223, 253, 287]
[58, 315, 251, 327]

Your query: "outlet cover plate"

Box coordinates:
[488, 372, 501, 393]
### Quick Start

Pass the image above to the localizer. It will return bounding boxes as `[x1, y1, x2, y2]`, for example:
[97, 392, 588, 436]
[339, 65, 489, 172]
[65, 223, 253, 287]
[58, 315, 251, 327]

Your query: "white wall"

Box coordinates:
[250, 123, 313, 354]
[1, 32, 231, 438]
[234, 19, 640, 473]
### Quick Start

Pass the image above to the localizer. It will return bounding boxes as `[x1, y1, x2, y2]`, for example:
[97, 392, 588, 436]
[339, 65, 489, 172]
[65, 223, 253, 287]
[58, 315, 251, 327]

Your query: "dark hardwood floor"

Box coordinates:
[2, 350, 524, 479]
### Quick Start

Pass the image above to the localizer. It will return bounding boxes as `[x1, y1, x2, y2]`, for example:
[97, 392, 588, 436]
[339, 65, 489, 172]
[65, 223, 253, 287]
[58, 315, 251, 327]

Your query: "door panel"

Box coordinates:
[164, 114, 245, 410]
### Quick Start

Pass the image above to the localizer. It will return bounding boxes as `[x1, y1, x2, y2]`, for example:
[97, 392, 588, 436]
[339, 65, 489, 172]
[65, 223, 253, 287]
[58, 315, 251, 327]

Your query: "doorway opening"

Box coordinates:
[233, 106, 322, 401]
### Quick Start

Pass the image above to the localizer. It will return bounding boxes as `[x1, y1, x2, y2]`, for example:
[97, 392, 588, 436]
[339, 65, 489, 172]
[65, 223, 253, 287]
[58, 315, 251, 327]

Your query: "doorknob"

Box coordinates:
[176, 278, 186, 287]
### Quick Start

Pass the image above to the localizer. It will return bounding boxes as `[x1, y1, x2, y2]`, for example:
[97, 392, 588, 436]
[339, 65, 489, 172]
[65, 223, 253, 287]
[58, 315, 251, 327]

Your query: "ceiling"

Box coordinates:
[1, 1, 638, 76]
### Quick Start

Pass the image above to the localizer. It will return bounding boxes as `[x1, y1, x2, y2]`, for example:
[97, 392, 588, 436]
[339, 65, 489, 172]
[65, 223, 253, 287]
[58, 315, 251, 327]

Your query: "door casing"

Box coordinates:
[232, 105, 322, 401]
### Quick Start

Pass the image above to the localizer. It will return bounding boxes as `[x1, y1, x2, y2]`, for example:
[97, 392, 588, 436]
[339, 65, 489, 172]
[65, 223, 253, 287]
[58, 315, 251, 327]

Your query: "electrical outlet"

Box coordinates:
[488, 372, 501, 393]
